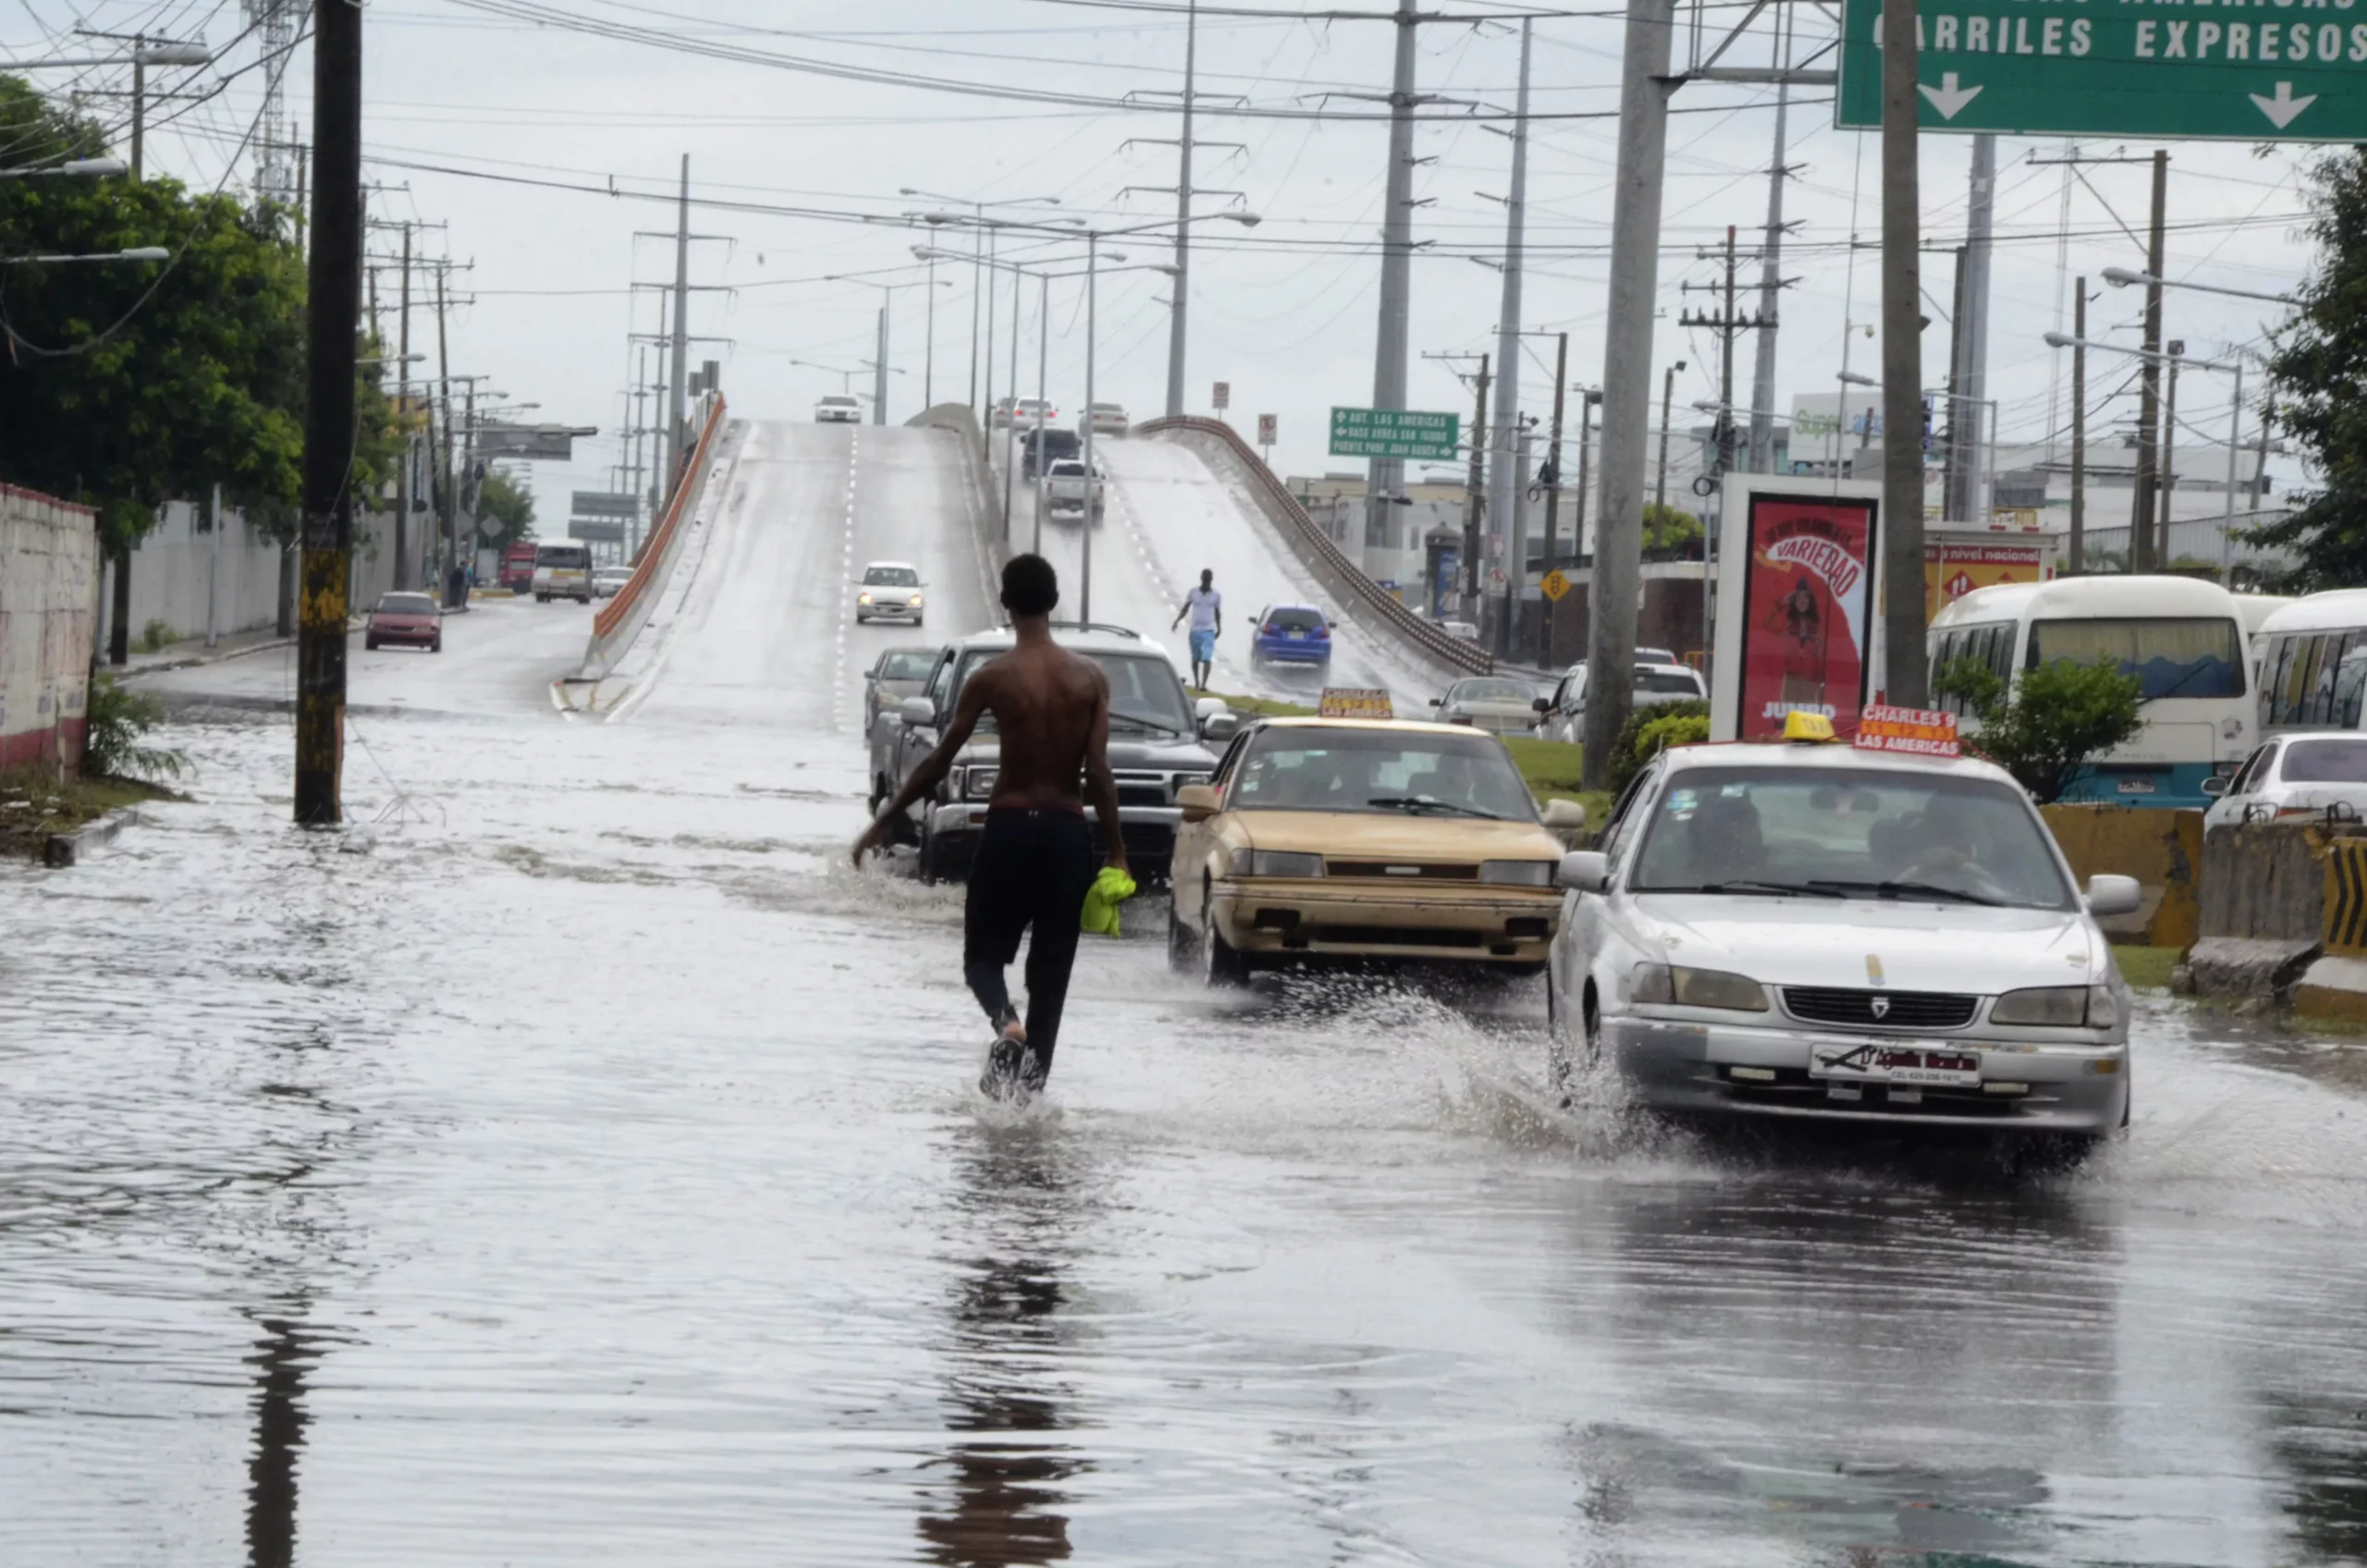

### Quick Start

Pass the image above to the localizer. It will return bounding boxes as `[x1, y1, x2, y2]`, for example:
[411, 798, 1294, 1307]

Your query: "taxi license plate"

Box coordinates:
[1808, 1040, 1981, 1087]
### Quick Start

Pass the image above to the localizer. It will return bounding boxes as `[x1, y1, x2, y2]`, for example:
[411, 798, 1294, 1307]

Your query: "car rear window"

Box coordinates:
[375, 594, 437, 615]
[1455, 679, 1531, 704]
[1265, 608, 1324, 631]
[535, 545, 590, 569]
[2281, 738, 2367, 783]
[1636, 670, 1701, 695]
[878, 650, 936, 680]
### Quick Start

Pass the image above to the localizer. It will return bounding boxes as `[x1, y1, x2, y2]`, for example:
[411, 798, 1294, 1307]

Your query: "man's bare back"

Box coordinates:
[967, 641, 1112, 815]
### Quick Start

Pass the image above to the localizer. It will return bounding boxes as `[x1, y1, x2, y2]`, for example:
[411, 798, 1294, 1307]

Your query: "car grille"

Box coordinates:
[1116, 784, 1169, 808]
[1313, 926, 1484, 949]
[1325, 862, 1479, 881]
[1783, 987, 1979, 1030]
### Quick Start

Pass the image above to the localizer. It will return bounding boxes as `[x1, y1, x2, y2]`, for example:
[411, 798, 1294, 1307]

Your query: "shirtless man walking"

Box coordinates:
[853, 554, 1128, 1099]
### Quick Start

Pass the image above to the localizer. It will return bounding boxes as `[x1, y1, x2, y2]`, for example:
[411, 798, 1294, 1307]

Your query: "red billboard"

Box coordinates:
[1735, 494, 1879, 740]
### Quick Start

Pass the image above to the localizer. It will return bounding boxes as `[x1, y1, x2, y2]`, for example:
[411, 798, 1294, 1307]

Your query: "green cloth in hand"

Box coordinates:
[1081, 865, 1138, 937]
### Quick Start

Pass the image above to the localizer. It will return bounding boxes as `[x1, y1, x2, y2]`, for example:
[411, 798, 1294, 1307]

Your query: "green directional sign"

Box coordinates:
[1328, 406, 1461, 462]
[1836, 0, 2367, 140]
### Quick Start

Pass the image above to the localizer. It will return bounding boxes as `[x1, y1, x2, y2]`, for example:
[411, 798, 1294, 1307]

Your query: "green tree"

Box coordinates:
[0, 77, 398, 659]
[1642, 501, 1703, 558]
[1933, 656, 2144, 804]
[473, 469, 537, 553]
[2251, 150, 2367, 588]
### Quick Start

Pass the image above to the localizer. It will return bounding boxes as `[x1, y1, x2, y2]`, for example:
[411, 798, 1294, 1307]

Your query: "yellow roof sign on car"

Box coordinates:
[1783, 711, 1838, 743]
[1318, 687, 1393, 719]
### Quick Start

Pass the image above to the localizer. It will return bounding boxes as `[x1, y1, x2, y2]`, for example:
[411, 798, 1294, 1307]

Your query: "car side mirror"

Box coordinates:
[1177, 783, 1221, 823]
[2201, 774, 2231, 797]
[2086, 874, 2142, 917]
[1429, 696, 1443, 707]
[1532, 696, 1551, 714]
[1201, 712, 1241, 741]
[1195, 695, 1229, 721]
[1556, 851, 1611, 893]
[898, 696, 937, 729]
[1540, 798, 1588, 834]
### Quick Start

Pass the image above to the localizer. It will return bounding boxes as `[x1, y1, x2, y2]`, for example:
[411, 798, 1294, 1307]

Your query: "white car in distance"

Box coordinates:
[1547, 733, 2140, 1158]
[2204, 733, 2367, 827]
[854, 560, 926, 626]
[1082, 402, 1129, 437]
[816, 396, 863, 424]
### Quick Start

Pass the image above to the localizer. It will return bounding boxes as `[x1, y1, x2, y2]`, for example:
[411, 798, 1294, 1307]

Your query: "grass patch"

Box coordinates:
[0, 768, 178, 859]
[2112, 943, 2181, 992]
[1210, 690, 1317, 719]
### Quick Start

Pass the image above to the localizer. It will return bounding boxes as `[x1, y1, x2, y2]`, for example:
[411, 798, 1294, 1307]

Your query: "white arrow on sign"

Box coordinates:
[2250, 80, 2316, 129]
[1918, 72, 1984, 120]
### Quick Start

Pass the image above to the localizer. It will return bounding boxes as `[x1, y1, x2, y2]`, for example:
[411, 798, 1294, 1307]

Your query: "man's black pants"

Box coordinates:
[963, 807, 1098, 1081]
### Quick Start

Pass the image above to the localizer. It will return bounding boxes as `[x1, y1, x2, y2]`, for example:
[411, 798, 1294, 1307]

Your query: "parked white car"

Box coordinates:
[1547, 735, 2139, 1152]
[1432, 676, 1547, 735]
[2204, 733, 2367, 828]
[1536, 661, 1707, 743]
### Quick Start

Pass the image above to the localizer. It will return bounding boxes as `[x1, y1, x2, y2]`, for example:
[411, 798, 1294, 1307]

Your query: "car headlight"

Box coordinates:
[857, 592, 874, 605]
[1992, 985, 2116, 1028]
[1478, 859, 1554, 887]
[962, 767, 998, 802]
[1628, 962, 1769, 1011]
[908, 594, 924, 606]
[1227, 848, 1324, 877]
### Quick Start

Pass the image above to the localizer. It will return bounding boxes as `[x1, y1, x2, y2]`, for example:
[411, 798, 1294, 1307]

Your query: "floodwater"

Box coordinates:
[7, 423, 2367, 1566]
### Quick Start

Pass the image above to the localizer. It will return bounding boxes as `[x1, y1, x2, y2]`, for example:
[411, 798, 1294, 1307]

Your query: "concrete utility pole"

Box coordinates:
[394, 221, 412, 589]
[872, 305, 889, 425]
[1463, 354, 1490, 615]
[668, 154, 692, 503]
[1879, 0, 1930, 709]
[2070, 277, 2087, 573]
[1747, 70, 1789, 476]
[295, 0, 362, 826]
[1539, 331, 1568, 666]
[1655, 360, 1684, 515]
[1165, 0, 1199, 420]
[1944, 134, 1996, 524]
[435, 263, 454, 595]
[1487, 18, 1534, 641]
[2158, 342, 2184, 565]
[1582, 0, 1677, 789]
[1364, 0, 1422, 558]
[2129, 150, 2169, 573]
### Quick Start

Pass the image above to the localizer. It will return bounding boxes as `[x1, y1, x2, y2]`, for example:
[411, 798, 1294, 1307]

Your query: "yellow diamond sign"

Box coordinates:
[1540, 569, 1572, 603]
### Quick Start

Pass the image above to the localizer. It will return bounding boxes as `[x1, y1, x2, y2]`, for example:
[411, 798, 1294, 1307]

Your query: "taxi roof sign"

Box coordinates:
[1783, 711, 1839, 743]
[1318, 687, 1393, 720]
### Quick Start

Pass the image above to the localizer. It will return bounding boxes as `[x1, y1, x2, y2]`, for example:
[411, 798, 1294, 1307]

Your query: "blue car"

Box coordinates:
[1249, 603, 1333, 667]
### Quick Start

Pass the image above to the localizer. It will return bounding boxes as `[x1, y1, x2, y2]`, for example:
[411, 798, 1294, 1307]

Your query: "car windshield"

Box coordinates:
[1628, 766, 2076, 910]
[1049, 460, 1088, 479]
[822, 397, 857, 407]
[1264, 607, 1324, 631]
[863, 566, 920, 587]
[951, 648, 1195, 735]
[878, 650, 937, 680]
[1091, 404, 1124, 413]
[1453, 679, 1532, 704]
[375, 594, 437, 615]
[2282, 738, 2367, 784]
[1636, 669, 1700, 694]
[2029, 616, 2245, 699]
[535, 545, 589, 569]
[1229, 729, 1537, 821]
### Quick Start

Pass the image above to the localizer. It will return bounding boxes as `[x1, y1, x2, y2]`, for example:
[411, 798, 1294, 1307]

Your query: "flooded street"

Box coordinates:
[9, 430, 2367, 1566]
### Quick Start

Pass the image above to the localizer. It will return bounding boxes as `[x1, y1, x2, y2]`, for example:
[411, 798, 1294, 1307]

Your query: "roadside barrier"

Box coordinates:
[2040, 804, 2201, 949]
[583, 394, 727, 675]
[1134, 416, 1493, 678]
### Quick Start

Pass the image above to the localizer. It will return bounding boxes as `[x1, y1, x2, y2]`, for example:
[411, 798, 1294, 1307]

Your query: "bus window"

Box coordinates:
[2028, 617, 2244, 699]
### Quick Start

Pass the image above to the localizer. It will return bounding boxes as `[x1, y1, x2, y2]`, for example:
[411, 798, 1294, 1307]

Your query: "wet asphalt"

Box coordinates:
[6, 423, 2367, 1566]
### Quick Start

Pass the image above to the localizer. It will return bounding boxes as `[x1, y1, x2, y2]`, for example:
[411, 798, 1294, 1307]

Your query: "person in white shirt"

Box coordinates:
[1171, 570, 1223, 691]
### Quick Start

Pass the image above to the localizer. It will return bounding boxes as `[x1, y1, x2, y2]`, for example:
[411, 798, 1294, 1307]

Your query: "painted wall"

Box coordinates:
[0, 484, 100, 772]
[94, 504, 403, 654]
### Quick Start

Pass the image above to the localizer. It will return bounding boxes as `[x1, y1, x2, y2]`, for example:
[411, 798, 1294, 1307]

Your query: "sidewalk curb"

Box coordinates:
[119, 620, 377, 680]
[44, 807, 136, 868]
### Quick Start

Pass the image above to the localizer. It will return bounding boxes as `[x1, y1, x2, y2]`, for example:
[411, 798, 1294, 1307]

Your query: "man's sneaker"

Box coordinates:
[979, 1016, 1034, 1100]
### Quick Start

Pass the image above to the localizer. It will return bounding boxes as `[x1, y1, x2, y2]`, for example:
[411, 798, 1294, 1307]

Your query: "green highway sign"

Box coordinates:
[1328, 406, 1461, 462]
[1836, 0, 2367, 139]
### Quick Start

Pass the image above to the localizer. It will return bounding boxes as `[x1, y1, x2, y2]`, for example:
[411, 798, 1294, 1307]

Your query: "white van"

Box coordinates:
[533, 539, 594, 604]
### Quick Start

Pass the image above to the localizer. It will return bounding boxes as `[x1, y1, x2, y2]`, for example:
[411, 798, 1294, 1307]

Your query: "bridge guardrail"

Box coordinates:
[583, 393, 727, 673]
[1135, 415, 1491, 677]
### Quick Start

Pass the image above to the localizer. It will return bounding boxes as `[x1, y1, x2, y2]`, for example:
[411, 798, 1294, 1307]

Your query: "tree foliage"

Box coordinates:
[1607, 698, 1709, 795]
[1642, 501, 1703, 559]
[2253, 149, 2367, 589]
[0, 77, 398, 549]
[1933, 656, 2144, 804]
[474, 469, 537, 552]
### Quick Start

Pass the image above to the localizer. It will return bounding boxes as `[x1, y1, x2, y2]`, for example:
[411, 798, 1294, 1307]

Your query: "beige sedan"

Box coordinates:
[1168, 717, 1583, 984]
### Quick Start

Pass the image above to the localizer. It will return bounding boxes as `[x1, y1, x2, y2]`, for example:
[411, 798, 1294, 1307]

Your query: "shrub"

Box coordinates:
[1932, 655, 2142, 803]
[82, 674, 187, 782]
[1634, 708, 1711, 766]
[134, 619, 178, 654]
[1607, 697, 1710, 795]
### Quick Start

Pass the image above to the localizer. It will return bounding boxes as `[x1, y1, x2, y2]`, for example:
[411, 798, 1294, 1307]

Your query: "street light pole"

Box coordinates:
[1082, 230, 1099, 624]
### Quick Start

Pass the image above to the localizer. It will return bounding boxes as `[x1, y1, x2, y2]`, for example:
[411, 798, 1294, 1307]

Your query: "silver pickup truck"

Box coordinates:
[1040, 458, 1105, 524]
[866, 622, 1238, 883]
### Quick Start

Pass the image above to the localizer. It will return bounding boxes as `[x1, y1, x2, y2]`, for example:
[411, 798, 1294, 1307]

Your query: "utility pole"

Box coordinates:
[1462, 354, 1491, 615]
[1364, 0, 1423, 563]
[2158, 341, 2184, 568]
[1940, 245, 1968, 521]
[668, 154, 692, 504]
[1747, 61, 1790, 476]
[1486, 18, 1534, 640]
[1166, 0, 1199, 419]
[1539, 332, 1569, 666]
[434, 263, 454, 597]
[1946, 134, 1997, 525]
[394, 222, 412, 589]
[1655, 361, 1684, 515]
[1678, 228, 1770, 490]
[2130, 149, 2169, 573]
[1583, 0, 1678, 788]
[2070, 277, 2087, 574]
[131, 42, 145, 180]
[873, 305, 889, 426]
[295, 0, 362, 826]
[1879, 0, 1930, 709]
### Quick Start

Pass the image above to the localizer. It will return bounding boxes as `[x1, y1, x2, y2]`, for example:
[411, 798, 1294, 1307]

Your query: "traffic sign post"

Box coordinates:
[1212, 381, 1231, 412]
[1837, 0, 2367, 138]
[1328, 407, 1461, 462]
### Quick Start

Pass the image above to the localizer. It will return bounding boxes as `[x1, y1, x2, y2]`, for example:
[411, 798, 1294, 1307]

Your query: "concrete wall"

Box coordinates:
[0, 484, 100, 772]
[93, 501, 400, 652]
[2040, 804, 2202, 948]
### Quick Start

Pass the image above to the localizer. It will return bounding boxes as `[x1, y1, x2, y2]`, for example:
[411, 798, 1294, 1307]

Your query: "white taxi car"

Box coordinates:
[1547, 722, 2141, 1151]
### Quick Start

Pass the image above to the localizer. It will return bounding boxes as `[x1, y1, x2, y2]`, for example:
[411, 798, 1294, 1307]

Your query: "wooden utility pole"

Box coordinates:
[1539, 332, 1568, 666]
[1462, 353, 1491, 618]
[2070, 277, 2087, 574]
[435, 263, 455, 593]
[295, 0, 362, 826]
[394, 223, 413, 590]
[2129, 150, 2169, 573]
[1879, 0, 1929, 708]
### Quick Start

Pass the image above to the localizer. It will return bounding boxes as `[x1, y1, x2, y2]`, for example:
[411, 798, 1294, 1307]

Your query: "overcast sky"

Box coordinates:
[4, 0, 2321, 524]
